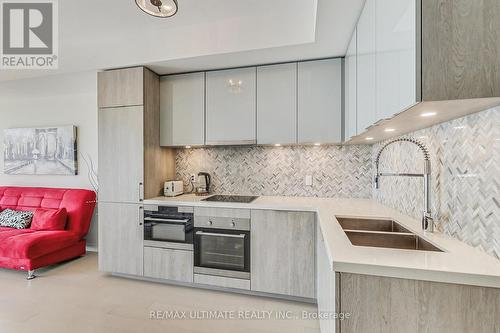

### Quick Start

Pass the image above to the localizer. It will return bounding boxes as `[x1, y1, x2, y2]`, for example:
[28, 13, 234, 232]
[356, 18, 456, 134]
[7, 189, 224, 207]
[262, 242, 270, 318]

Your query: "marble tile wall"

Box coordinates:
[176, 145, 373, 198]
[373, 107, 500, 259]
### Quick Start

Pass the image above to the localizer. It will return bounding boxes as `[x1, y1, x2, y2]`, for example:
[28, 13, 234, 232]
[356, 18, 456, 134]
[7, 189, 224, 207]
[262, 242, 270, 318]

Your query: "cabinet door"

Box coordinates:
[98, 106, 144, 203]
[98, 202, 144, 276]
[357, 0, 377, 133]
[257, 63, 297, 145]
[376, 0, 416, 120]
[298, 59, 342, 144]
[345, 28, 358, 140]
[251, 210, 315, 298]
[206, 67, 256, 145]
[144, 247, 193, 282]
[160, 73, 205, 146]
[317, 225, 338, 333]
[98, 67, 144, 108]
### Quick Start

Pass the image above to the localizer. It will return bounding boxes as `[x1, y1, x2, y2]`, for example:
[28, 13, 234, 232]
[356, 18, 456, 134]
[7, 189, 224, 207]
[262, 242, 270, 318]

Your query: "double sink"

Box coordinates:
[337, 217, 443, 252]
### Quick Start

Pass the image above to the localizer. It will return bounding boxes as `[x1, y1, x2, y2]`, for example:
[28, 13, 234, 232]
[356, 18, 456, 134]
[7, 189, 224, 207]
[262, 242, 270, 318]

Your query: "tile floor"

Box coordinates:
[0, 253, 320, 333]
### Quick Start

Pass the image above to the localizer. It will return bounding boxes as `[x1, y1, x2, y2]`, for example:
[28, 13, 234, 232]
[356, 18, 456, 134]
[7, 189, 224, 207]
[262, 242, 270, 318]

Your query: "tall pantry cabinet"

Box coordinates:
[97, 67, 175, 276]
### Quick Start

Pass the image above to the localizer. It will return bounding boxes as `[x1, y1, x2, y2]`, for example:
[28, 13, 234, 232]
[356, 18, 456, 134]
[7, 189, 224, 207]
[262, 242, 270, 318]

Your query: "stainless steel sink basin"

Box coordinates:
[336, 217, 411, 233]
[344, 230, 443, 252]
[337, 216, 443, 252]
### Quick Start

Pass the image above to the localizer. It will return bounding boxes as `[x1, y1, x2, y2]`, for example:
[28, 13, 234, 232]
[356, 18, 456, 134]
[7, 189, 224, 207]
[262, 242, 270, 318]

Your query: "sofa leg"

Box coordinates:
[26, 270, 36, 280]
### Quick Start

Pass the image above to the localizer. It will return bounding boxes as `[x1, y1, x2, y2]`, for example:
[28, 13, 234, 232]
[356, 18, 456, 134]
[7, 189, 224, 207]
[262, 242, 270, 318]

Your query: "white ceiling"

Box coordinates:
[0, 0, 364, 82]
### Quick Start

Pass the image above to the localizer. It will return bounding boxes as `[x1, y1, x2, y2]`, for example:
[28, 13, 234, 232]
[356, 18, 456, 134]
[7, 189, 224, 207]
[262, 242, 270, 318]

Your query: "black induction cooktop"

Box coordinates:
[202, 195, 259, 203]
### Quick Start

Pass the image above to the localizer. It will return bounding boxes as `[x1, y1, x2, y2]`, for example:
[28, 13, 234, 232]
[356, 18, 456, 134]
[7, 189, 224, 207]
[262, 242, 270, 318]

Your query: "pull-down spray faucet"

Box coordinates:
[374, 137, 434, 232]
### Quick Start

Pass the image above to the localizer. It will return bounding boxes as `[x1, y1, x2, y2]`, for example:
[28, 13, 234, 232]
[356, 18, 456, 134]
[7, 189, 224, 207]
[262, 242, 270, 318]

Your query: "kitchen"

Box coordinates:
[96, 1, 500, 332]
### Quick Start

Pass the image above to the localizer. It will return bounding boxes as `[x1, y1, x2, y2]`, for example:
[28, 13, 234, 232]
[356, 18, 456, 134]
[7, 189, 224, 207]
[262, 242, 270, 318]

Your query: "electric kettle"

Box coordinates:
[196, 172, 211, 195]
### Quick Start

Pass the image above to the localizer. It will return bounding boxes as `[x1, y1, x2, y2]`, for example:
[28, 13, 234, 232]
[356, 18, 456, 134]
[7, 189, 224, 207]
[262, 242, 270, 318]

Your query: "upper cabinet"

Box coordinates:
[206, 67, 257, 145]
[346, 0, 500, 144]
[375, 0, 416, 120]
[298, 59, 343, 144]
[345, 28, 357, 141]
[257, 63, 297, 145]
[98, 67, 144, 108]
[356, 0, 377, 134]
[160, 73, 205, 147]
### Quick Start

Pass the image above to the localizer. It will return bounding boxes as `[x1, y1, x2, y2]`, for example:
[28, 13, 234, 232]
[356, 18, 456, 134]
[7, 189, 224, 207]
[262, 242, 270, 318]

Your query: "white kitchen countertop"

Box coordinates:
[144, 194, 500, 289]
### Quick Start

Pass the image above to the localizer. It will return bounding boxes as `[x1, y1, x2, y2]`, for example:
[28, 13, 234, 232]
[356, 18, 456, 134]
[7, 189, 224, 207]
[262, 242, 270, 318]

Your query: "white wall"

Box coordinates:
[0, 71, 99, 247]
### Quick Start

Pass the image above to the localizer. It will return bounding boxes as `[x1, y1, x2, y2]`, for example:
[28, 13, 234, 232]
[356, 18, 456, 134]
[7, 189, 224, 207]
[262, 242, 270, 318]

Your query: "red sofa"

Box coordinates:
[0, 186, 96, 279]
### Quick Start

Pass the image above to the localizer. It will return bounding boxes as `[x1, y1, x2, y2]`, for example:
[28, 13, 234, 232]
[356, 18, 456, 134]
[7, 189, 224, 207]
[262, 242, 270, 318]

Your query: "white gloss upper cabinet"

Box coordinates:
[298, 59, 342, 144]
[160, 73, 205, 146]
[345, 28, 357, 140]
[206, 67, 257, 145]
[375, 0, 416, 121]
[356, 0, 377, 133]
[257, 63, 297, 145]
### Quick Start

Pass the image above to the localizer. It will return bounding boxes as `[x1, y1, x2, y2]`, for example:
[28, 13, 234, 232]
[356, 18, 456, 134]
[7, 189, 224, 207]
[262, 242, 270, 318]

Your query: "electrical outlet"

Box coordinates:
[305, 175, 313, 186]
[190, 174, 196, 183]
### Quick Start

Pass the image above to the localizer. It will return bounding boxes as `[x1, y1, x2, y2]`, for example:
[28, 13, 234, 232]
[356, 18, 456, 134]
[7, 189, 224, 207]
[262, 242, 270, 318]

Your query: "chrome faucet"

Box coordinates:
[374, 137, 434, 232]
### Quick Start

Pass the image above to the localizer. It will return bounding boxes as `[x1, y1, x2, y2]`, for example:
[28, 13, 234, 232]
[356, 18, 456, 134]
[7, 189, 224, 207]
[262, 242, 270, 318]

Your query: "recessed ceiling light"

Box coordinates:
[365, 137, 374, 141]
[135, 0, 178, 18]
[421, 112, 437, 117]
[384, 128, 395, 132]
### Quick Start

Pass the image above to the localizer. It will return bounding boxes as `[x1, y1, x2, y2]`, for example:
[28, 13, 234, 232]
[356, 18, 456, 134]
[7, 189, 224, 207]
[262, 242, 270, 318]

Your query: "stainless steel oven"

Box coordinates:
[194, 215, 250, 279]
[144, 205, 193, 244]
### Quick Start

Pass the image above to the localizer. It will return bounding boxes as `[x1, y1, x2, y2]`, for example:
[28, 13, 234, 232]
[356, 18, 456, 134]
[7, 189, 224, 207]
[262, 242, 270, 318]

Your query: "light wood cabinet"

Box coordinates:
[298, 59, 343, 144]
[338, 273, 500, 333]
[98, 67, 144, 108]
[144, 247, 193, 283]
[98, 202, 144, 276]
[206, 67, 257, 145]
[356, 0, 377, 133]
[316, 225, 338, 333]
[251, 210, 316, 298]
[98, 106, 144, 203]
[257, 63, 297, 145]
[345, 28, 357, 140]
[160, 73, 205, 146]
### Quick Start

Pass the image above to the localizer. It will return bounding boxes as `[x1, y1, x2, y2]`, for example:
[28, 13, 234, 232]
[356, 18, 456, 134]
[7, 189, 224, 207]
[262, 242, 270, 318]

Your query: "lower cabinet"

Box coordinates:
[194, 274, 250, 290]
[317, 225, 339, 333]
[144, 247, 193, 283]
[98, 202, 144, 276]
[250, 210, 316, 298]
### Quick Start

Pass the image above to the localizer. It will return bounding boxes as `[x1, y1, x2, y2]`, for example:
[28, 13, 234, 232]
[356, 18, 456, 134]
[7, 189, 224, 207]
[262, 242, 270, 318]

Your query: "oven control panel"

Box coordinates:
[194, 215, 250, 231]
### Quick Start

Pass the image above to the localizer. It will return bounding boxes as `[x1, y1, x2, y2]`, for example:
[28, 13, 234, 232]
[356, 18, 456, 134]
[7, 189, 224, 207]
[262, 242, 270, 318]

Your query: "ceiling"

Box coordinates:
[0, 0, 364, 82]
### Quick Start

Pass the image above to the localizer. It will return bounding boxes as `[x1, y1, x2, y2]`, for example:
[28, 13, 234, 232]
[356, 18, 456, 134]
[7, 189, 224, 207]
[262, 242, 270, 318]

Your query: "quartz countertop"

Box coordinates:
[144, 194, 500, 288]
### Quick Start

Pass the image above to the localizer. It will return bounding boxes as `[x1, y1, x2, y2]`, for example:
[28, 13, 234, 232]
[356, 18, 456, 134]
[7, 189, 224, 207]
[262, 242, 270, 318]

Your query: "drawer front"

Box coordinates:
[194, 274, 250, 290]
[144, 247, 193, 283]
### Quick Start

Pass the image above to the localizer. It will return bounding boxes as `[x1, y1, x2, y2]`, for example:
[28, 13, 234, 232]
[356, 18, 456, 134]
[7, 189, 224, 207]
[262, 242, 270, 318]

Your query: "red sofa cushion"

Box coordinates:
[0, 228, 80, 259]
[31, 208, 67, 231]
[0, 187, 96, 238]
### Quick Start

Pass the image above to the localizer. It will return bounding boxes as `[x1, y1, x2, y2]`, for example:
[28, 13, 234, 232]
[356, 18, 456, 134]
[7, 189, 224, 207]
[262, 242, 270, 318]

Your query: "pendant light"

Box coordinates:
[135, 0, 178, 18]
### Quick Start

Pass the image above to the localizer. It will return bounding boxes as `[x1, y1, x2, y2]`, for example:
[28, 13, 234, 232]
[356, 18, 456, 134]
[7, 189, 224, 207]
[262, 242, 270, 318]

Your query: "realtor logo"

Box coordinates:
[1, 0, 58, 69]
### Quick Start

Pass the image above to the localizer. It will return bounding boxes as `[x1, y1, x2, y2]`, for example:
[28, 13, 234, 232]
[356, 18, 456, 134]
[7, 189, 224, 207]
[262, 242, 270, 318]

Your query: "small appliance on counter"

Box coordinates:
[164, 180, 184, 197]
[195, 172, 211, 196]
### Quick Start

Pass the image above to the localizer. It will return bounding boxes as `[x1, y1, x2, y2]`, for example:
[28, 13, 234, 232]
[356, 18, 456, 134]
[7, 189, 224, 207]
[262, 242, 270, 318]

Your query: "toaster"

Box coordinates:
[164, 181, 184, 197]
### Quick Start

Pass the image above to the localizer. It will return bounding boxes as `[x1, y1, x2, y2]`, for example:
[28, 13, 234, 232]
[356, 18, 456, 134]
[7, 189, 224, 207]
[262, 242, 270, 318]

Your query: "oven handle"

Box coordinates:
[144, 217, 189, 224]
[195, 231, 246, 239]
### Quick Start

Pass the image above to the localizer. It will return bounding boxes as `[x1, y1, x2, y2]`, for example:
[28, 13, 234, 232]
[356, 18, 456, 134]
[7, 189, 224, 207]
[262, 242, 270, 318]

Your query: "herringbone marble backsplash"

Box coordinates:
[176, 145, 373, 198]
[373, 107, 500, 259]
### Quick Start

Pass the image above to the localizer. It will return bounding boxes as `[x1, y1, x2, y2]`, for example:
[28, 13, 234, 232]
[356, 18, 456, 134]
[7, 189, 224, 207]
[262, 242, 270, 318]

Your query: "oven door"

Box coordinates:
[144, 218, 193, 243]
[194, 228, 250, 278]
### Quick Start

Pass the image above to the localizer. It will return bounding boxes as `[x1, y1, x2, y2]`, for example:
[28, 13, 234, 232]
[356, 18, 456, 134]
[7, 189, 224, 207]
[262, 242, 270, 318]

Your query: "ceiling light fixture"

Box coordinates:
[420, 111, 437, 117]
[135, 0, 178, 18]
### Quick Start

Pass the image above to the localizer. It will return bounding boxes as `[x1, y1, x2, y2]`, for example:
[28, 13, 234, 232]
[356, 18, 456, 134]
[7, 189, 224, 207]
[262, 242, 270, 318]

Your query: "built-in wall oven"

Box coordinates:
[144, 205, 194, 245]
[194, 215, 250, 280]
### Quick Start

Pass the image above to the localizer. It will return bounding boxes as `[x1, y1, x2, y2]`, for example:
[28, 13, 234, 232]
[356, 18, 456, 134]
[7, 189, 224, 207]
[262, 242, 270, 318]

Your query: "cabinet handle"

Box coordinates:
[139, 206, 143, 226]
[138, 182, 144, 202]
